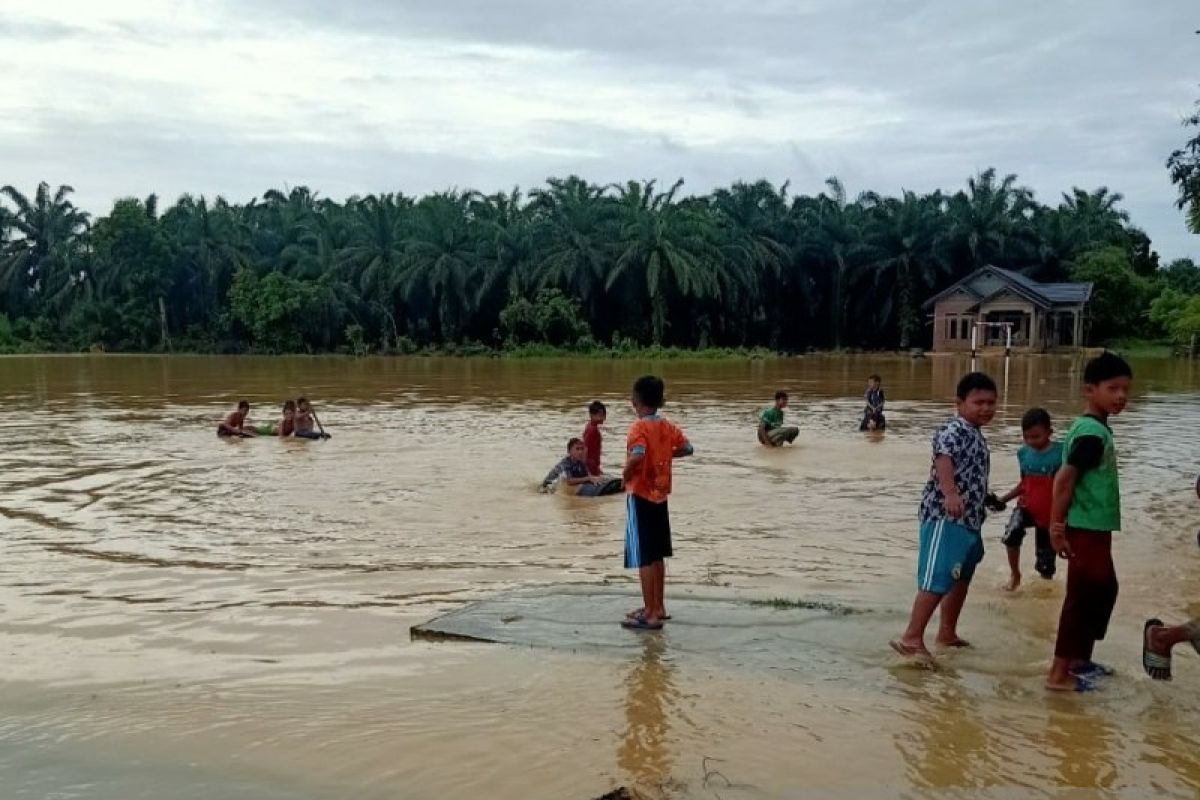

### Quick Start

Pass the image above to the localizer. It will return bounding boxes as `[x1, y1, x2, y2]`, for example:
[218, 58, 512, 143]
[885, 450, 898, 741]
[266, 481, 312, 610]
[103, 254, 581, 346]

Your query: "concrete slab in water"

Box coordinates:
[411, 588, 866, 662]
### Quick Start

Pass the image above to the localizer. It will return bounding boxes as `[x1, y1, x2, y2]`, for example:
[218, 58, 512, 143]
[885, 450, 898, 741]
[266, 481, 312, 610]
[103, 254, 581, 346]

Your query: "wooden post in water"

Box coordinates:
[158, 296, 171, 352]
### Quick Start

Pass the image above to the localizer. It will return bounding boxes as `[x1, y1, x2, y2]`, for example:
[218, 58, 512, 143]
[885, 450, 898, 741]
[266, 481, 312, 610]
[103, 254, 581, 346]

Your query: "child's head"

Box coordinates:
[955, 372, 997, 427]
[774, 390, 788, 409]
[567, 437, 586, 461]
[237, 400, 250, 412]
[283, 399, 296, 413]
[631, 375, 665, 414]
[588, 400, 607, 423]
[1020, 407, 1053, 449]
[297, 397, 310, 412]
[1083, 352, 1132, 416]
[868, 374, 882, 388]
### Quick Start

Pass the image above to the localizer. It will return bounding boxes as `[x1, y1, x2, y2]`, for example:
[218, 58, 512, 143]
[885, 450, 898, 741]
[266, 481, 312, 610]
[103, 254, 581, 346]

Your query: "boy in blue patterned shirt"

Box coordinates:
[891, 372, 998, 663]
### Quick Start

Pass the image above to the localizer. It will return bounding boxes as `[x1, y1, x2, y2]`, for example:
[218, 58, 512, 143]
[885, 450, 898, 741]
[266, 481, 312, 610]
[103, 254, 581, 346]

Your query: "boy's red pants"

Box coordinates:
[1054, 530, 1118, 661]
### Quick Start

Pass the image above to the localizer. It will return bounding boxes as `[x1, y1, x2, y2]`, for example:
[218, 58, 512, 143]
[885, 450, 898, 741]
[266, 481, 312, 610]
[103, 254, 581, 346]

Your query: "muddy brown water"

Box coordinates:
[1, 354, 1198, 799]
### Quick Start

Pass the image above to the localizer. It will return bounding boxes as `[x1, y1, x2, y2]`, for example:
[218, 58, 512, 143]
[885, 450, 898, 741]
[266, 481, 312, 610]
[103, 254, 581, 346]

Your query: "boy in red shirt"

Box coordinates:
[583, 401, 606, 476]
[621, 376, 693, 631]
[994, 408, 1062, 591]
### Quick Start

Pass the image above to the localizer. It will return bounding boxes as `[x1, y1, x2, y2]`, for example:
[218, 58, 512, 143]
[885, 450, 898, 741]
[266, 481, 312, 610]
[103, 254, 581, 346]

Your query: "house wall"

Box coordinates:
[932, 295, 977, 352]
[976, 298, 1040, 347]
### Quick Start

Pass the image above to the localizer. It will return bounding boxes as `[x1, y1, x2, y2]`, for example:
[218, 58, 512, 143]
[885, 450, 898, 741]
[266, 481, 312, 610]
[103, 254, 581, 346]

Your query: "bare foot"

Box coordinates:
[890, 638, 934, 664]
[1004, 572, 1021, 592]
[935, 636, 971, 649]
[1045, 677, 1081, 692]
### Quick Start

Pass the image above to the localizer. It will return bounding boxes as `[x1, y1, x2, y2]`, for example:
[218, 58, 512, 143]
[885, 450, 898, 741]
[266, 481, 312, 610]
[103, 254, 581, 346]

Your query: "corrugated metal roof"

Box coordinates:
[924, 266, 1092, 309]
[1037, 282, 1093, 304]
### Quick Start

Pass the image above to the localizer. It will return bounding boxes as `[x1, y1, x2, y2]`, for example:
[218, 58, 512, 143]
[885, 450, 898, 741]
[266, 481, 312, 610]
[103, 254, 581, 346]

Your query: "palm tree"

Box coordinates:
[794, 178, 869, 349]
[338, 193, 410, 297]
[399, 191, 482, 341]
[160, 195, 251, 332]
[946, 168, 1035, 272]
[708, 180, 792, 344]
[0, 182, 90, 315]
[254, 186, 321, 274]
[606, 179, 724, 345]
[528, 176, 613, 315]
[863, 190, 950, 348]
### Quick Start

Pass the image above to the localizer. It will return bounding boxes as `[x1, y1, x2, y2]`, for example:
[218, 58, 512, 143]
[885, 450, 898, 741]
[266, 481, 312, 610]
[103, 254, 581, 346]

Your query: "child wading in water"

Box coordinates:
[860, 374, 886, 431]
[995, 407, 1062, 591]
[758, 390, 799, 446]
[891, 372, 997, 662]
[622, 376, 693, 631]
[1046, 352, 1132, 691]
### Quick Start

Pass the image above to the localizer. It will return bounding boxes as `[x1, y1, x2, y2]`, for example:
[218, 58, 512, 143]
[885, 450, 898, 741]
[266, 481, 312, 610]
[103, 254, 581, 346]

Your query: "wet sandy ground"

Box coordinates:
[0, 354, 1198, 799]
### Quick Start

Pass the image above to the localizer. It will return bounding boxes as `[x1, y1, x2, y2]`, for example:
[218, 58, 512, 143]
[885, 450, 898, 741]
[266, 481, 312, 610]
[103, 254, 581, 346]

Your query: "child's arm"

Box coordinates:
[998, 481, 1023, 504]
[934, 454, 964, 519]
[1049, 466, 1079, 559]
[622, 450, 645, 483]
[672, 428, 693, 459]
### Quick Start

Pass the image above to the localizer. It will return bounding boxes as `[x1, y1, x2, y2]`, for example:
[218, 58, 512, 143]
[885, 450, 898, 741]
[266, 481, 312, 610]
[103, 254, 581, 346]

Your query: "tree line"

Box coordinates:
[0, 164, 1197, 355]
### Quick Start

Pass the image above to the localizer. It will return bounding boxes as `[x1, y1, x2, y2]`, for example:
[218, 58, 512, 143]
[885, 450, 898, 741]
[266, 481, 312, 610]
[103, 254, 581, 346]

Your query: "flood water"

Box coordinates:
[1, 353, 1199, 799]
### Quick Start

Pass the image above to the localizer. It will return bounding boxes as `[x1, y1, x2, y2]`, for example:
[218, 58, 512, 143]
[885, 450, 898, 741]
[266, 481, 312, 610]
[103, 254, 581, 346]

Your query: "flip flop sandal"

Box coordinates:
[1143, 618, 1172, 681]
[1070, 661, 1115, 678]
[1182, 620, 1200, 656]
[621, 613, 663, 631]
[1072, 675, 1100, 692]
[625, 608, 671, 621]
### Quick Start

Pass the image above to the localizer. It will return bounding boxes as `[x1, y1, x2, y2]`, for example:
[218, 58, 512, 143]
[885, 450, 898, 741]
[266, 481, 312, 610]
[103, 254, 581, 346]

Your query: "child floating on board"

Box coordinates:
[890, 372, 997, 664]
[1045, 352, 1132, 692]
[860, 374, 886, 431]
[541, 438, 606, 493]
[758, 390, 799, 446]
[217, 400, 257, 437]
[294, 398, 322, 439]
[993, 407, 1063, 591]
[276, 400, 296, 437]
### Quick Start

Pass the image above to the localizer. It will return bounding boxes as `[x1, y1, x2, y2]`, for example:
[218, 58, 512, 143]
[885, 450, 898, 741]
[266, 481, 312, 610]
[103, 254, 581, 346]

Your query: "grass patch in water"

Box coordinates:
[748, 597, 861, 614]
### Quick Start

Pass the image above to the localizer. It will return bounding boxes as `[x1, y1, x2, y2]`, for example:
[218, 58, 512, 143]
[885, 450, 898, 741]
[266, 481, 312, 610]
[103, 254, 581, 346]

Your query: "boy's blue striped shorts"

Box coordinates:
[917, 518, 984, 594]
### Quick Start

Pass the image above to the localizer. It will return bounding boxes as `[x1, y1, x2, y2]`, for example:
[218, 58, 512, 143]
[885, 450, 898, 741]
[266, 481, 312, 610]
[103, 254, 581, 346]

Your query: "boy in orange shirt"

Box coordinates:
[621, 375, 693, 631]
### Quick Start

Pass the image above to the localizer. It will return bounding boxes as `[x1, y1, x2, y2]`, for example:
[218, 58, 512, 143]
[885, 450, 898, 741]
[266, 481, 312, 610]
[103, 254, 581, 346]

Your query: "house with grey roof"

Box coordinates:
[923, 266, 1093, 353]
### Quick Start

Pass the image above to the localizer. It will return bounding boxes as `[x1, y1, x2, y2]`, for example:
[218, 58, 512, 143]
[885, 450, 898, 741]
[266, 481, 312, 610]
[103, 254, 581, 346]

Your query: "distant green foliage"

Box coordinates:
[1168, 100, 1200, 235]
[0, 170, 1185, 353]
[1069, 247, 1155, 343]
[499, 288, 591, 347]
[1150, 288, 1200, 347]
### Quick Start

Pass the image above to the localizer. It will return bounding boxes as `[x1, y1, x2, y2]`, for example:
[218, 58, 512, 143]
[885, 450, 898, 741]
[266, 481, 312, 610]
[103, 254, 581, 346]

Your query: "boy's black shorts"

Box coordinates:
[624, 495, 672, 568]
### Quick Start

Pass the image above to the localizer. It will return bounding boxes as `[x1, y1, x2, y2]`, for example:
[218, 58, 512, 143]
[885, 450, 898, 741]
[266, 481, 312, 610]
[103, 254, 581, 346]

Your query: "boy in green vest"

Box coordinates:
[1045, 352, 1132, 692]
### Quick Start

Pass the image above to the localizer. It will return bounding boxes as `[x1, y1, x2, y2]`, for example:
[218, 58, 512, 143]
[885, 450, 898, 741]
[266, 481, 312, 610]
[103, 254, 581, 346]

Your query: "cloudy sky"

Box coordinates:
[1, 0, 1197, 259]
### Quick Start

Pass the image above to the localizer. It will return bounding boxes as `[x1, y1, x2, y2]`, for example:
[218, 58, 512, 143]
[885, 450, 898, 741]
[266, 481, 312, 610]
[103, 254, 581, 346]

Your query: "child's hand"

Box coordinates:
[984, 493, 1007, 512]
[943, 491, 965, 519]
[1050, 523, 1073, 559]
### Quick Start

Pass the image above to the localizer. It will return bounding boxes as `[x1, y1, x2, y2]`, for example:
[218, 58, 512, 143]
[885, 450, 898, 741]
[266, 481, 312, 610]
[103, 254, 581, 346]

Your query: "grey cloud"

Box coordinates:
[2, 0, 1196, 260]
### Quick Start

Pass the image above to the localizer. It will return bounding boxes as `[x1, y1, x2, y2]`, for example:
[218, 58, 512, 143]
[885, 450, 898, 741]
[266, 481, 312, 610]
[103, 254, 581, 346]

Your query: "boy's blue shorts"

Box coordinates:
[917, 519, 984, 594]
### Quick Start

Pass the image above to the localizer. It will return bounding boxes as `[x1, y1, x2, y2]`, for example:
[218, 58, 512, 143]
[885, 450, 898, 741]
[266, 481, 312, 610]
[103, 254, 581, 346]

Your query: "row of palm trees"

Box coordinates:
[0, 169, 1148, 352]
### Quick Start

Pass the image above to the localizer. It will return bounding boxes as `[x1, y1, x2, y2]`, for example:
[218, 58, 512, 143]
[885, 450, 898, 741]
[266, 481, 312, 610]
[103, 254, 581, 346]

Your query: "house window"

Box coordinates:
[945, 315, 956, 340]
[960, 318, 971, 341]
